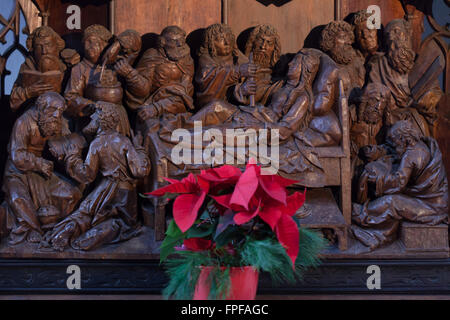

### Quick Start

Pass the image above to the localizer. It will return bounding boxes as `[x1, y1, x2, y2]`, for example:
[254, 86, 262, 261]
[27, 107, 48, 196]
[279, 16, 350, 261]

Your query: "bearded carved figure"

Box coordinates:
[350, 83, 392, 160]
[351, 120, 448, 250]
[43, 102, 150, 251]
[295, 21, 364, 147]
[233, 24, 283, 106]
[2, 92, 82, 245]
[367, 19, 442, 137]
[10, 26, 79, 112]
[124, 25, 194, 122]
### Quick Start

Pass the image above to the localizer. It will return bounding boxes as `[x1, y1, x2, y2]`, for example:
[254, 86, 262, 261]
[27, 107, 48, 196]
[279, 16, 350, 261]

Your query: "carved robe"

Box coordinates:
[57, 129, 150, 250]
[352, 137, 449, 249]
[3, 107, 82, 244]
[124, 47, 194, 114]
[195, 53, 247, 108]
[367, 53, 431, 136]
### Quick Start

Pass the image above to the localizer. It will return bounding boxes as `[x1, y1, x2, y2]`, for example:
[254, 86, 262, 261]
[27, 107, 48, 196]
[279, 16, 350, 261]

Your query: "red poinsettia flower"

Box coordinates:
[198, 165, 242, 195]
[212, 161, 305, 268]
[146, 173, 209, 232]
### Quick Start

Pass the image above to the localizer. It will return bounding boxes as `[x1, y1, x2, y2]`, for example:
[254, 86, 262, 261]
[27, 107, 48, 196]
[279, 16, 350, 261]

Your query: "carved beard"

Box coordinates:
[329, 47, 353, 64]
[252, 49, 272, 69]
[164, 44, 190, 61]
[38, 54, 61, 72]
[38, 116, 61, 138]
[387, 41, 415, 74]
[359, 101, 384, 124]
[329, 45, 354, 65]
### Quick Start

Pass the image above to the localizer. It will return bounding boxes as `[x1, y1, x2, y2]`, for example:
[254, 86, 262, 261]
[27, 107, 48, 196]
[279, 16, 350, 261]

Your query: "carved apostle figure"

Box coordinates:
[2, 92, 82, 245]
[352, 10, 379, 60]
[299, 20, 365, 147]
[190, 23, 258, 125]
[45, 101, 150, 251]
[10, 26, 79, 112]
[195, 23, 254, 109]
[124, 25, 194, 121]
[64, 24, 130, 136]
[350, 83, 391, 158]
[367, 19, 442, 137]
[233, 24, 283, 106]
[351, 120, 448, 250]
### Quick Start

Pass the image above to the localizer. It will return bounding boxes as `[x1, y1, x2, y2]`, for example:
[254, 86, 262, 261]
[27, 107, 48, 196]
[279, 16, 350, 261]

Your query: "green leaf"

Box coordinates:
[159, 235, 183, 263]
[160, 220, 186, 263]
[166, 219, 183, 238]
[186, 224, 214, 238]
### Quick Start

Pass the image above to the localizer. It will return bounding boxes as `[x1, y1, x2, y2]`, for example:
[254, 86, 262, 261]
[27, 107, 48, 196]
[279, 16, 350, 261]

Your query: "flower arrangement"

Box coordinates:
[147, 161, 327, 299]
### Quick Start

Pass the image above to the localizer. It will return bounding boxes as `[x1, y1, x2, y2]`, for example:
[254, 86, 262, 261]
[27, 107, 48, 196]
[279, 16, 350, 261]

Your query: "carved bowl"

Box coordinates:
[85, 82, 123, 105]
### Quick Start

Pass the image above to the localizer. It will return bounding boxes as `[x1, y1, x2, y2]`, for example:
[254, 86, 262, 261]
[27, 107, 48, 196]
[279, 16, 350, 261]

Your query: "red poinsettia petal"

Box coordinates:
[173, 192, 206, 232]
[275, 214, 300, 269]
[146, 181, 193, 196]
[230, 164, 259, 210]
[272, 175, 299, 187]
[196, 175, 210, 192]
[212, 194, 233, 210]
[258, 205, 282, 231]
[184, 173, 197, 185]
[233, 202, 261, 225]
[183, 238, 212, 251]
[202, 165, 242, 180]
[212, 194, 245, 212]
[259, 175, 287, 205]
[284, 190, 306, 216]
[163, 177, 181, 184]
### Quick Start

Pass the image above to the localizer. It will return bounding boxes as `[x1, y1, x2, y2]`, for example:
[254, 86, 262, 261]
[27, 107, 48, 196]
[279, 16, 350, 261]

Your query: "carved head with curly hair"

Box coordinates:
[199, 23, 239, 60]
[320, 20, 355, 65]
[245, 24, 281, 69]
[352, 10, 378, 56]
[384, 19, 415, 74]
[96, 101, 121, 132]
[83, 24, 113, 64]
[387, 120, 421, 155]
[26, 26, 65, 72]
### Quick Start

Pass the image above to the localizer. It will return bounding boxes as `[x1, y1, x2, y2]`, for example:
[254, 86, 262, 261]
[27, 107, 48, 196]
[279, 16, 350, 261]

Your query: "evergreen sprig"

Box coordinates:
[162, 226, 327, 299]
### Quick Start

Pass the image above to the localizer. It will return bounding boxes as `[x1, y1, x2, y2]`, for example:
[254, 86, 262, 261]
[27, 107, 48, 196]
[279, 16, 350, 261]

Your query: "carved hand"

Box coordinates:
[114, 58, 133, 77]
[39, 159, 54, 179]
[60, 48, 81, 66]
[239, 62, 257, 78]
[362, 145, 385, 162]
[241, 79, 257, 96]
[25, 82, 54, 99]
[138, 105, 158, 121]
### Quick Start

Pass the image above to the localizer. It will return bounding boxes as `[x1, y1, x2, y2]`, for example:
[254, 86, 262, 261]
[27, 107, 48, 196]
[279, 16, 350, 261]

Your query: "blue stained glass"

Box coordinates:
[4, 49, 25, 94]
